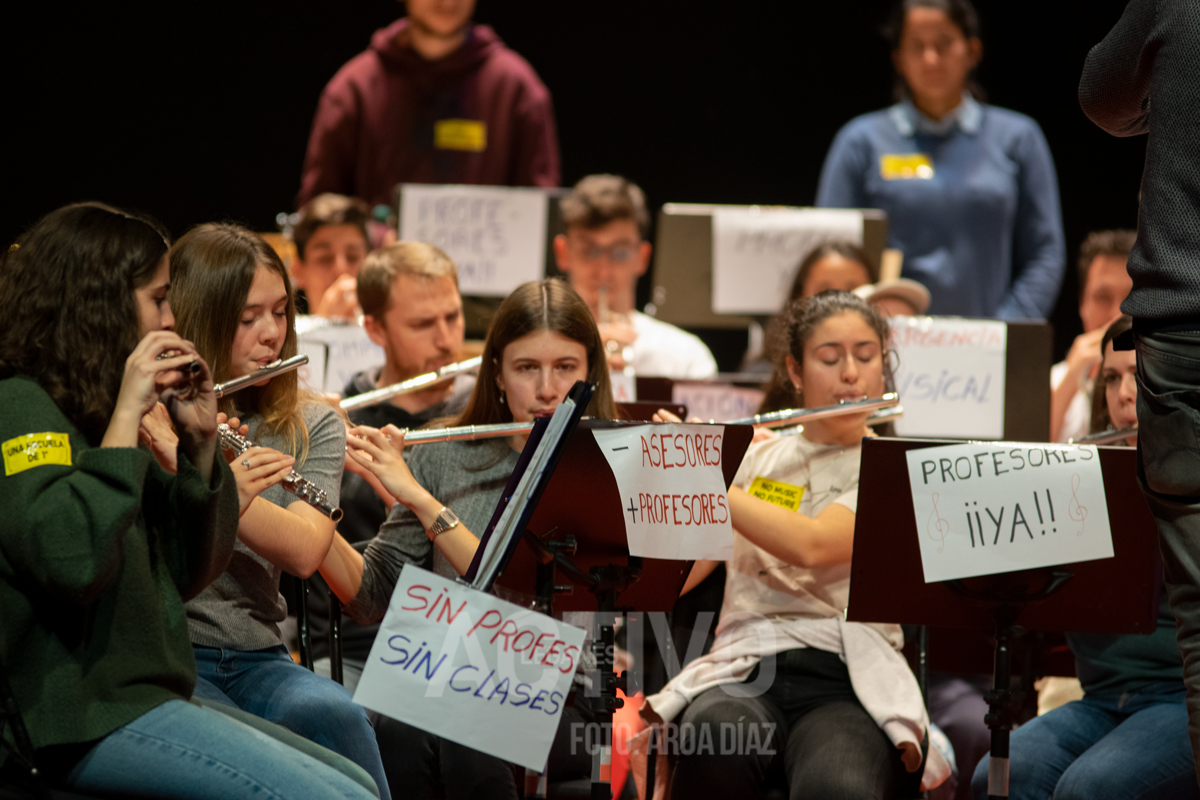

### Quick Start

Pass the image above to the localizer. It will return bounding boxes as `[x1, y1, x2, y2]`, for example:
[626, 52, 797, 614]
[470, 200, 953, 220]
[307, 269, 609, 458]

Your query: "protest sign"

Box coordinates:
[906, 441, 1113, 583]
[593, 424, 733, 560]
[891, 317, 1007, 439]
[353, 567, 585, 772]
[711, 208, 863, 314]
[399, 184, 548, 297]
[671, 382, 765, 423]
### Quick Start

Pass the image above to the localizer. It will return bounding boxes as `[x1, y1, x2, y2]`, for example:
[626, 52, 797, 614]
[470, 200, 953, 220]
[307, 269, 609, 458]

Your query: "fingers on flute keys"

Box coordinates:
[155, 347, 204, 400]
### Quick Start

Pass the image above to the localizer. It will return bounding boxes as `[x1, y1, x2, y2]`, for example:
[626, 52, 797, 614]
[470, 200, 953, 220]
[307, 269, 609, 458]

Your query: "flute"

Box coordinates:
[774, 404, 904, 437]
[396, 396, 904, 446]
[339, 357, 483, 411]
[1068, 426, 1138, 446]
[217, 423, 343, 521]
[727, 393, 901, 428]
[214, 355, 309, 399]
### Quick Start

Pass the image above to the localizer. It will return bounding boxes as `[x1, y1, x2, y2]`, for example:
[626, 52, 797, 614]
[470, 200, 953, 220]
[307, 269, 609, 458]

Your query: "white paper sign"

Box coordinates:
[906, 442, 1113, 583]
[295, 319, 385, 395]
[294, 340, 327, 393]
[353, 567, 585, 772]
[592, 424, 733, 560]
[671, 382, 765, 423]
[399, 184, 548, 297]
[711, 208, 864, 314]
[891, 317, 1008, 439]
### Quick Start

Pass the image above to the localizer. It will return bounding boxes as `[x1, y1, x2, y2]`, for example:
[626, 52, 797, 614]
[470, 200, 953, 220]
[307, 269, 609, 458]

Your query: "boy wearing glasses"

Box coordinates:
[553, 174, 718, 380]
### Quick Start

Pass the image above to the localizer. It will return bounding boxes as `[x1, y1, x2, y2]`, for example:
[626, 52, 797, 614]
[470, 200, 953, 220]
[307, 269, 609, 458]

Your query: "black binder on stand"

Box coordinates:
[468, 415, 754, 799]
[847, 438, 1161, 800]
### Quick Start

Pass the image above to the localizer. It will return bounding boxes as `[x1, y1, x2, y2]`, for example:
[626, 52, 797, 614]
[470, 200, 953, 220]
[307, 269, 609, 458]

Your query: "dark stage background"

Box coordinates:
[0, 1, 1144, 363]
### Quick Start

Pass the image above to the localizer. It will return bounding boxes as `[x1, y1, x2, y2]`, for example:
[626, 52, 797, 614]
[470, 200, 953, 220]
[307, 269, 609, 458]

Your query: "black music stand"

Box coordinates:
[475, 418, 753, 800]
[848, 438, 1161, 800]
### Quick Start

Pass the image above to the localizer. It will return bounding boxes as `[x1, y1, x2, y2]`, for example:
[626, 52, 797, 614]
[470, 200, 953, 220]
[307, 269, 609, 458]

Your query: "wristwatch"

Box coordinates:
[427, 506, 461, 541]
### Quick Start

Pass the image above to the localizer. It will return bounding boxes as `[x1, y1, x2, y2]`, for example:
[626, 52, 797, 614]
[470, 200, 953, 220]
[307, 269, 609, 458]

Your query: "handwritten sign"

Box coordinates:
[295, 318, 385, 395]
[891, 317, 1007, 439]
[671, 382, 765, 423]
[353, 567, 585, 772]
[711, 208, 864, 314]
[906, 442, 1113, 583]
[593, 424, 733, 560]
[399, 184, 548, 297]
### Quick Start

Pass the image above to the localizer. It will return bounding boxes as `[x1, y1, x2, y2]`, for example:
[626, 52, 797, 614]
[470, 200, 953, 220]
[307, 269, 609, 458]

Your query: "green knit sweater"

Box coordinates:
[0, 375, 239, 765]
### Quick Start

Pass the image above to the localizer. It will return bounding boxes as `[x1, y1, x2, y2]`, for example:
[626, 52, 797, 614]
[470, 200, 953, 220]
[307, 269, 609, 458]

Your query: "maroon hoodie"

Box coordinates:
[297, 19, 560, 208]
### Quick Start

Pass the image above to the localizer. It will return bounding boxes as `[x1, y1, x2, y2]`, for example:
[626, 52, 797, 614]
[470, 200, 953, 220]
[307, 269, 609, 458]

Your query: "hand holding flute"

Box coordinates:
[216, 414, 298, 517]
[344, 424, 430, 512]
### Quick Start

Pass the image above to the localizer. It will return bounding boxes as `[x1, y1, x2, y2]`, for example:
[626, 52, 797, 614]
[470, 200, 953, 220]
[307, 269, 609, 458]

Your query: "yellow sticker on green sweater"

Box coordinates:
[4, 432, 72, 476]
[880, 153, 934, 180]
[748, 476, 804, 511]
[434, 119, 487, 152]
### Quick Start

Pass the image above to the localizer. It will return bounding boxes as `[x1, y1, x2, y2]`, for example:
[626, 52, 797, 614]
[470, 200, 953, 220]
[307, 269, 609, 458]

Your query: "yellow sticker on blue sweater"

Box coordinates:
[434, 119, 487, 152]
[3, 432, 72, 476]
[881, 153, 934, 180]
[748, 476, 804, 511]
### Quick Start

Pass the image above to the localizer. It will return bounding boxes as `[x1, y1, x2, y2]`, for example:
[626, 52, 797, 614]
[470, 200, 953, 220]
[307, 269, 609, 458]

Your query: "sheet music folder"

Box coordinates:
[847, 438, 1161, 634]
[469, 417, 754, 612]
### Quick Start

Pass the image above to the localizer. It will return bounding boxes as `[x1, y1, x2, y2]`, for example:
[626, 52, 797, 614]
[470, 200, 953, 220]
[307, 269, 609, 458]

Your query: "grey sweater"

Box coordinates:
[346, 438, 519, 624]
[187, 402, 346, 651]
[1079, 0, 1200, 321]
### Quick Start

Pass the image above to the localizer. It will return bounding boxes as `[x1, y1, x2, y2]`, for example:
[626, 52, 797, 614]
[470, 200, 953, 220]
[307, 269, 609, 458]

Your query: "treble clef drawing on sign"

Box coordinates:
[1069, 474, 1088, 536]
[928, 492, 950, 553]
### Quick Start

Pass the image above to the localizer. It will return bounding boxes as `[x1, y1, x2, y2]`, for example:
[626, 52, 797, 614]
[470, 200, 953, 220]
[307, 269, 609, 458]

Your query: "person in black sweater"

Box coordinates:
[1080, 0, 1200, 779]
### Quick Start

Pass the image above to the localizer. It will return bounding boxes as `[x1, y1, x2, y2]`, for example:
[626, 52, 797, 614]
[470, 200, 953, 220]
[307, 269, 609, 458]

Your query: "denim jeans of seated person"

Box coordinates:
[971, 685, 1198, 800]
[192, 644, 390, 799]
[63, 699, 378, 800]
[1133, 329, 1200, 773]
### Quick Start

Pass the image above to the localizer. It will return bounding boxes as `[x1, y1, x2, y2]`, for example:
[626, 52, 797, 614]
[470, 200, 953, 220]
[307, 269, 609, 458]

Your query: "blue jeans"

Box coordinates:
[971, 686, 1198, 800]
[193, 645, 389, 799]
[64, 699, 377, 799]
[1135, 329, 1200, 775]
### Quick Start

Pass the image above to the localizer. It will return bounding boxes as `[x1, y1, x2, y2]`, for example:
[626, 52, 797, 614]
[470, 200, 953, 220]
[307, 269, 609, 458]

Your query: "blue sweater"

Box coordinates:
[816, 99, 1065, 320]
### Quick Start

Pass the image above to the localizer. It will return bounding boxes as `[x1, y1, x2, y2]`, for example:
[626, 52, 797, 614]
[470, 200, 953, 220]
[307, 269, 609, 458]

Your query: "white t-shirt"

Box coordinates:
[629, 310, 718, 380]
[721, 433, 862, 624]
[1050, 361, 1093, 443]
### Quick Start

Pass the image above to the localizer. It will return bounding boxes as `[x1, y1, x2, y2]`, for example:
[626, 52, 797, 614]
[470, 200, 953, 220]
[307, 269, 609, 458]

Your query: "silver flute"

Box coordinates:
[339, 357, 483, 411]
[1068, 426, 1138, 446]
[217, 423, 343, 521]
[214, 355, 309, 399]
[727, 393, 901, 428]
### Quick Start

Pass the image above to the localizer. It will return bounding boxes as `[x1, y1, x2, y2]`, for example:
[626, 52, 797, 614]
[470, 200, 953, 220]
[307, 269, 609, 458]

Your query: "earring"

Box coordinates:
[500, 391, 506, 405]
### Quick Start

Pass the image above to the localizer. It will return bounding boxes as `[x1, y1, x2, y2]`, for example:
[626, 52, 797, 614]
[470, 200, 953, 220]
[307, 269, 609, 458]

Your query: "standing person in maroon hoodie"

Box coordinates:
[297, 0, 560, 208]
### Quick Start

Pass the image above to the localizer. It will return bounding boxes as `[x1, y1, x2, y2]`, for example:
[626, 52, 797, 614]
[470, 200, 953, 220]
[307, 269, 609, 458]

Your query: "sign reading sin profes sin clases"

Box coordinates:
[905, 442, 1114, 583]
[594, 423, 734, 561]
[352, 567, 585, 772]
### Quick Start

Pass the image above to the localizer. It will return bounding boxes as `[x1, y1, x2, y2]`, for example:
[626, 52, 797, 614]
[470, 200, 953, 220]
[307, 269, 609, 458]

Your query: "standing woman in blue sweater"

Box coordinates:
[816, 0, 1066, 320]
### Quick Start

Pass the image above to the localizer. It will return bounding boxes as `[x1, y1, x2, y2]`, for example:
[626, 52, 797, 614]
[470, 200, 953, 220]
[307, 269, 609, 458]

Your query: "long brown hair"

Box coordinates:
[455, 279, 618, 426]
[758, 291, 896, 433]
[0, 202, 169, 443]
[169, 223, 310, 462]
[1089, 315, 1134, 434]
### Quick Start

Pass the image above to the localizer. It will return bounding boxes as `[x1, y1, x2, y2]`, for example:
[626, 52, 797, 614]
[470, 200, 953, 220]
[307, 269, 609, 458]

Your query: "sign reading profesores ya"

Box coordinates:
[353, 567, 585, 772]
[905, 442, 1114, 583]
[593, 423, 734, 561]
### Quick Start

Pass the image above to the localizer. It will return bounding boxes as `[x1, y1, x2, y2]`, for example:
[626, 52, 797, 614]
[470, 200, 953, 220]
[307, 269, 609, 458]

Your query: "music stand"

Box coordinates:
[484, 419, 753, 800]
[848, 438, 1161, 800]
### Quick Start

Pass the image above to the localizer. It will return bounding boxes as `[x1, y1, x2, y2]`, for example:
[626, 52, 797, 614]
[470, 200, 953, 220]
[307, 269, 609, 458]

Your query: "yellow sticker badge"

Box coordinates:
[880, 153, 934, 180]
[747, 476, 805, 511]
[4, 432, 72, 476]
[434, 119, 487, 152]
